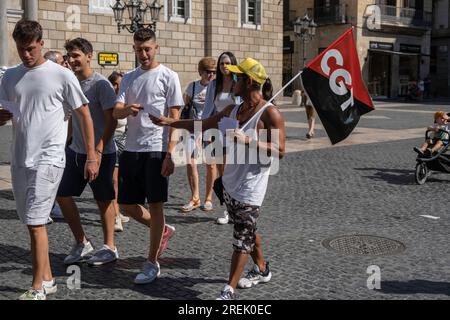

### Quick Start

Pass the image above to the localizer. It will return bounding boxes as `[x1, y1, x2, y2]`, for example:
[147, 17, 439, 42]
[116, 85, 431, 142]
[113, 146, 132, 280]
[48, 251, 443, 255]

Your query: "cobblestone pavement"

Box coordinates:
[2, 101, 450, 300]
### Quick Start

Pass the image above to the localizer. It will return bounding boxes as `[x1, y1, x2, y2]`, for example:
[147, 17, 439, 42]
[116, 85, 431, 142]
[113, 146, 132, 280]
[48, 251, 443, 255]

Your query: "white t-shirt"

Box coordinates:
[185, 80, 207, 120]
[0, 60, 89, 168]
[201, 79, 241, 119]
[215, 92, 235, 113]
[117, 64, 183, 152]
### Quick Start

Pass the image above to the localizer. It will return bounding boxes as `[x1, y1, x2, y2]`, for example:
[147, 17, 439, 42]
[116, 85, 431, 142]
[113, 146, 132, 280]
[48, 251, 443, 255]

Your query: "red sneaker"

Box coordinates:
[158, 224, 176, 258]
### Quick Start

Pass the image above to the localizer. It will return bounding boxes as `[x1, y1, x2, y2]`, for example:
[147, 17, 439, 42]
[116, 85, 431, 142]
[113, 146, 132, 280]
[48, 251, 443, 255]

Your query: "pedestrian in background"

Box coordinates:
[301, 90, 316, 139]
[202, 51, 241, 224]
[180, 56, 217, 213]
[108, 71, 130, 232]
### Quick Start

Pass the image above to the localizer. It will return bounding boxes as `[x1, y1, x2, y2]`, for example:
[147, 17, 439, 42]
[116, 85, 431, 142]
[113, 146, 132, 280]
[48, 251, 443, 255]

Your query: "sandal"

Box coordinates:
[306, 132, 315, 139]
[181, 199, 201, 212]
[201, 200, 214, 212]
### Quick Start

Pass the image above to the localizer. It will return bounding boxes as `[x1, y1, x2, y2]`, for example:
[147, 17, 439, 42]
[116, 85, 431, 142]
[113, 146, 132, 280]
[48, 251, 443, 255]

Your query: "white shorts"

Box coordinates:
[11, 165, 64, 226]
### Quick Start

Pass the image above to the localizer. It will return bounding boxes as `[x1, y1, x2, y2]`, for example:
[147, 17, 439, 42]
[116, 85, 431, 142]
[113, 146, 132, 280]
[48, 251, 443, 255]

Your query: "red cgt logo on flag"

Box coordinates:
[301, 28, 375, 145]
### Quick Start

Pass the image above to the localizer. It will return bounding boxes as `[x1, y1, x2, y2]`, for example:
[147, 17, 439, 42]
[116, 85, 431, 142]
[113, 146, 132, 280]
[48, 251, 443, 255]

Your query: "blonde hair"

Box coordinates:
[198, 57, 216, 73]
[434, 111, 446, 121]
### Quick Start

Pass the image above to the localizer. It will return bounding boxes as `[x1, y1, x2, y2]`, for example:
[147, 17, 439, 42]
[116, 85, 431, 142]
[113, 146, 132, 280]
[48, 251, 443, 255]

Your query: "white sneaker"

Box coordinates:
[134, 261, 160, 284]
[114, 216, 123, 232]
[119, 213, 130, 223]
[50, 203, 64, 219]
[87, 245, 119, 266]
[42, 279, 57, 295]
[46, 217, 53, 225]
[216, 285, 236, 300]
[237, 262, 272, 289]
[216, 210, 230, 225]
[19, 288, 46, 300]
[64, 241, 94, 265]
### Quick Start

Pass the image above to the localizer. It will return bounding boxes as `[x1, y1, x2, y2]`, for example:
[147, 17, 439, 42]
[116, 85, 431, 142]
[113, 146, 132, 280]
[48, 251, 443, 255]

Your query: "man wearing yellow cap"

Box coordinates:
[150, 58, 286, 300]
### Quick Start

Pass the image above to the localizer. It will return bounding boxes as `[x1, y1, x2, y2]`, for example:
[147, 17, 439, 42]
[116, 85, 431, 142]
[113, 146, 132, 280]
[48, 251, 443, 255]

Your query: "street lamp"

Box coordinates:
[111, 0, 163, 34]
[294, 14, 318, 68]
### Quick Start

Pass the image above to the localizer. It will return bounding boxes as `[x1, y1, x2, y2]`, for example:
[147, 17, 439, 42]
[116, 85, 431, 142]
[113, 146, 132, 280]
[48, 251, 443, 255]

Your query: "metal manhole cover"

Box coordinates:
[322, 235, 406, 256]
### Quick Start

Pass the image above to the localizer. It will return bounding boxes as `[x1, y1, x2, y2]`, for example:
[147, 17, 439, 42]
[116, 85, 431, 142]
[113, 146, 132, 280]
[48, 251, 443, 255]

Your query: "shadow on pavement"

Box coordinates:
[165, 215, 217, 225]
[356, 167, 450, 186]
[0, 190, 14, 201]
[0, 242, 221, 299]
[354, 168, 416, 185]
[379, 280, 450, 296]
[0, 209, 19, 221]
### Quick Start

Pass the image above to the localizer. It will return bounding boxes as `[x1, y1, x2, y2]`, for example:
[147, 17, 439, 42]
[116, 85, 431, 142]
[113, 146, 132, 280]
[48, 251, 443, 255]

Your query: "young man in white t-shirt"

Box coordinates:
[113, 28, 183, 284]
[0, 20, 98, 300]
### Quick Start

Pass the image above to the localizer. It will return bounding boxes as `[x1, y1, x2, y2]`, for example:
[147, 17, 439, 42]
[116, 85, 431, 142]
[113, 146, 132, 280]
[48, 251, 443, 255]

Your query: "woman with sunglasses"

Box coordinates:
[181, 57, 217, 212]
[202, 52, 241, 221]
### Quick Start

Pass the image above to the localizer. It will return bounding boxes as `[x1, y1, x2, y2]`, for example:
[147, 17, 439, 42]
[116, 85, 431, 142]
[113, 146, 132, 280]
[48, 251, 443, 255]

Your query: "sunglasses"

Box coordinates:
[204, 70, 216, 75]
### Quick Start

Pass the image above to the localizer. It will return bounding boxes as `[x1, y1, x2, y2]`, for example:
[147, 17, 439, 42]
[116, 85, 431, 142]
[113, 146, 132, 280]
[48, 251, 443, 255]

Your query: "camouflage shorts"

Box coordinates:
[223, 191, 260, 254]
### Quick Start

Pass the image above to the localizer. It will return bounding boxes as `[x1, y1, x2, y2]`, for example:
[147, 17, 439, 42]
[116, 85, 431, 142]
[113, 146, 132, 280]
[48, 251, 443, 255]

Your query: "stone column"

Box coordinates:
[23, 0, 38, 21]
[0, 1, 8, 66]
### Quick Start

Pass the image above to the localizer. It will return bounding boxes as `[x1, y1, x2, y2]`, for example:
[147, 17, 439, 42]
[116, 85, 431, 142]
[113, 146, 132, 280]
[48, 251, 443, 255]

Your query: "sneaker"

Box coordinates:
[64, 241, 94, 265]
[237, 262, 272, 289]
[158, 224, 176, 258]
[119, 213, 130, 223]
[87, 245, 119, 266]
[42, 279, 57, 295]
[216, 210, 230, 225]
[50, 203, 64, 220]
[114, 216, 123, 232]
[19, 288, 46, 300]
[134, 261, 160, 284]
[217, 285, 236, 300]
[46, 217, 53, 225]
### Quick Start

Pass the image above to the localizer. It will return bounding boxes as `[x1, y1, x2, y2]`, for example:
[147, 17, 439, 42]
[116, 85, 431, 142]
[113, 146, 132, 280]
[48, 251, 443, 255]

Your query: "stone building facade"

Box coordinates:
[1, 0, 283, 91]
[432, 0, 450, 96]
[284, 0, 434, 98]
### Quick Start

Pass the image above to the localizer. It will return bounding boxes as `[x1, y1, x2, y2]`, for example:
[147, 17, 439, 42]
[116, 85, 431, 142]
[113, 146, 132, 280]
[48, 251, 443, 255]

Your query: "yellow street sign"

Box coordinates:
[98, 52, 119, 66]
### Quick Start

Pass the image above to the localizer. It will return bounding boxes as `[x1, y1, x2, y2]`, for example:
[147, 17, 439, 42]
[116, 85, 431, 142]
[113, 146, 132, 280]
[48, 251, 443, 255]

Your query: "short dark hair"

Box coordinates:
[65, 38, 93, 55]
[133, 28, 156, 42]
[13, 20, 43, 44]
[108, 71, 124, 84]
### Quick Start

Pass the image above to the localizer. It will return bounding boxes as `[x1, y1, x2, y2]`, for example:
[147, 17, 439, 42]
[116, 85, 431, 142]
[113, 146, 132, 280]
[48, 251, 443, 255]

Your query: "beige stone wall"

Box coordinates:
[206, 0, 283, 92]
[4, 0, 282, 92]
[37, 0, 135, 78]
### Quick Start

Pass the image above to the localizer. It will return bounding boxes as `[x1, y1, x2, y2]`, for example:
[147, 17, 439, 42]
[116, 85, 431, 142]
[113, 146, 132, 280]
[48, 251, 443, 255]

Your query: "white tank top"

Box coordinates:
[222, 103, 274, 206]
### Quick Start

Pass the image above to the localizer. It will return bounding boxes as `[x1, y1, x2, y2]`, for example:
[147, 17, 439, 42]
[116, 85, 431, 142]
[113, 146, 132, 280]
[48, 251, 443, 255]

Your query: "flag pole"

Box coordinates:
[267, 70, 303, 105]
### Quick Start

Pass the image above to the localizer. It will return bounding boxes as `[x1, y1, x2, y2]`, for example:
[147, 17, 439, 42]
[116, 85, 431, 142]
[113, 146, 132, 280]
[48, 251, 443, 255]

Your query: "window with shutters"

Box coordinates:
[165, 0, 191, 23]
[239, 0, 262, 29]
[89, 0, 114, 15]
